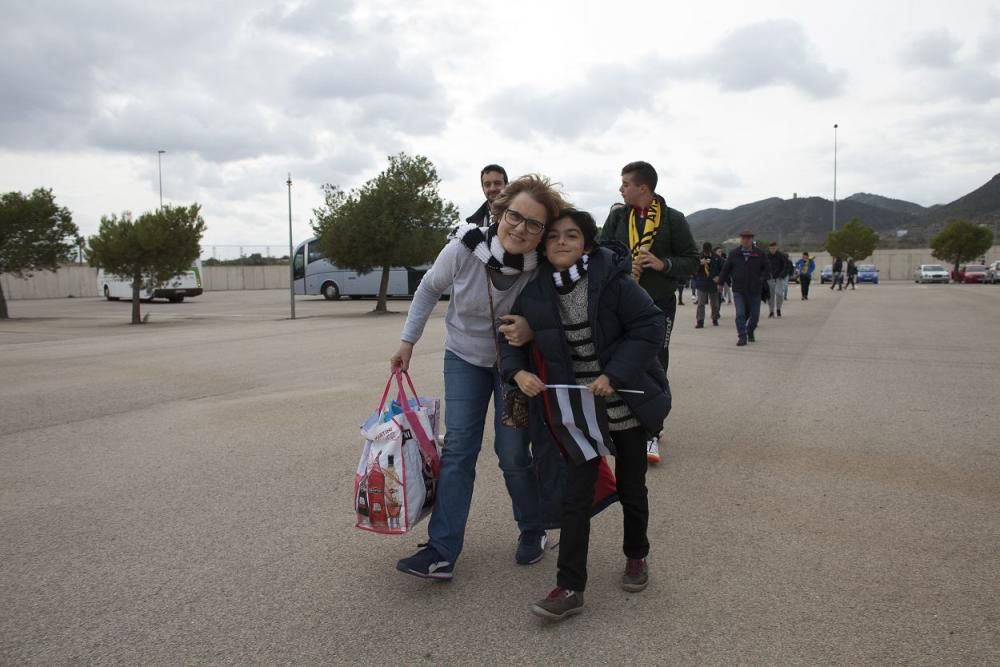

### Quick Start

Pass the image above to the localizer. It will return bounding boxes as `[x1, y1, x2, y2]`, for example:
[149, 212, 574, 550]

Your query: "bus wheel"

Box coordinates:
[104, 286, 118, 301]
[322, 282, 340, 301]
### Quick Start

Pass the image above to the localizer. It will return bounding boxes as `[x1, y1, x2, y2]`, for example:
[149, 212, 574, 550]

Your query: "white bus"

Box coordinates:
[293, 238, 440, 300]
[98, 261, 204, 303]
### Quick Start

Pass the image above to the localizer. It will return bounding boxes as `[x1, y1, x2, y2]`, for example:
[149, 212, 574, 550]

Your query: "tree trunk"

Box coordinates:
[131, 274, 143, 324]
[374, 265, 391, 313]
[0, 280, 8, 319]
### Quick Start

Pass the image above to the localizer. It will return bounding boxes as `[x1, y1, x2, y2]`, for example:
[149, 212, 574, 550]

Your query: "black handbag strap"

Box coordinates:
[484, 266, 502, 370]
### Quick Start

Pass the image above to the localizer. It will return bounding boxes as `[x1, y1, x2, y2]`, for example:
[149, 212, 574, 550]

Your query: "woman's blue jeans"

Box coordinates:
[427, 350, 543, 563]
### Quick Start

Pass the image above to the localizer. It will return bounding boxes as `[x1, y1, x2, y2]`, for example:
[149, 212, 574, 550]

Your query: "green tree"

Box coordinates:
[87, 204, 206, 324]
[930, 219, 994, 274]
[312, 153, 459, 313]
[0, 188, 81, 319]
[824, 218, 879, 262]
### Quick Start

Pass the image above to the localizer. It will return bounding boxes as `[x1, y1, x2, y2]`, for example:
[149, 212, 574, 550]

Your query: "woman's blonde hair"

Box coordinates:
[491, 174, 572, 227]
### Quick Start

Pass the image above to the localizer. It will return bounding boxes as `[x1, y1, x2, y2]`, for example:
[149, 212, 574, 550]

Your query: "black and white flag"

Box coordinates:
[546, 386, 614, 464]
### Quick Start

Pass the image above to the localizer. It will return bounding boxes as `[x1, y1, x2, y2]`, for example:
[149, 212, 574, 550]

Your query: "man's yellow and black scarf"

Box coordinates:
[627, 197, 662, 262]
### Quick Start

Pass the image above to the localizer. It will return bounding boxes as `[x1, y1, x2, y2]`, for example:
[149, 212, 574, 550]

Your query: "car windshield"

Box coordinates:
[822, 265, 832, 271]
[965, 265, 987, 271]
[859, 265, 876, 271]
[923, 265, 945, 271]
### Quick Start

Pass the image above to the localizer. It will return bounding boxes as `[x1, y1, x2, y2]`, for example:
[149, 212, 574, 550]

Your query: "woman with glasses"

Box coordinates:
[391, 174, 570, 581]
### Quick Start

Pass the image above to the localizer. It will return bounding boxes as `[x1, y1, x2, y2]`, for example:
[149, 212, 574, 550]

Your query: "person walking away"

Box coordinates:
[846, 257, 858, 290]
[676, 276, 687, 305]
[694, 242, 723, 327]
[783, 251, 794, 300]
[831, 256, 844, 290]
[766, 241, 789, 318]
[392, 174, 569, 580]
[715, 246, 731, 304]
[795, 252, 816, 300]
[716, 229, 770, 346]
[600, 161, 698, 463]
[499, 210, 669, 621]
[466, 164, 508, 227]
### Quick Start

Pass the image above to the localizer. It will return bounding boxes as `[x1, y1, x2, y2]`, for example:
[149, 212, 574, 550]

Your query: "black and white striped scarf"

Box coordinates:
[451, 222, 538, 275]
[553, 253, 590, 288]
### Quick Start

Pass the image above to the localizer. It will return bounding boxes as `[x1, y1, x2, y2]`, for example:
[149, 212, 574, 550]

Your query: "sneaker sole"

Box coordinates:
[621, 580, 649, 593]
[530, 604, 584, 621]
[647, 454, 661, 464]
[395, 564, 454, 581]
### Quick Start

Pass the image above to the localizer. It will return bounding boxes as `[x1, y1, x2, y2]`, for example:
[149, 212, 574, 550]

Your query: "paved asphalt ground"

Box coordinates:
[1, 283, 998, 665]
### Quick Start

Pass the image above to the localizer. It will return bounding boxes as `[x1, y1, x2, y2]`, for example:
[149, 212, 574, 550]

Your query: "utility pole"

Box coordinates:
[157, 150, 166, 210]
[287, 174, 296, 320]
[832, 124, 838, 232]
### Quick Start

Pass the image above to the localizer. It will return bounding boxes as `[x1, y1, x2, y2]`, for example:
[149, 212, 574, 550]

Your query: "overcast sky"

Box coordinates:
[2, 0, 999, 252]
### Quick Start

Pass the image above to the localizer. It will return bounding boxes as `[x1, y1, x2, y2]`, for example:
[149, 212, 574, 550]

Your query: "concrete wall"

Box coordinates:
[2, 266, 289, 301]
[4, 248, 999, 300]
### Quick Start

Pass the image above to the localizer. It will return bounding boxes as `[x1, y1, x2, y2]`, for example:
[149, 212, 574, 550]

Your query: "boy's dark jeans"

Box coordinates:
[556, 426, 650, 592]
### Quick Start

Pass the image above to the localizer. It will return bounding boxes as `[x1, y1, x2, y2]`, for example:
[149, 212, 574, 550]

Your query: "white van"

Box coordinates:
[98, 261, 204, 302]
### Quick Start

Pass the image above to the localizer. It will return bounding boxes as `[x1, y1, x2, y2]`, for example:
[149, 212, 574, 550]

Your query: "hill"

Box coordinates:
[687, 172, 1000, 247]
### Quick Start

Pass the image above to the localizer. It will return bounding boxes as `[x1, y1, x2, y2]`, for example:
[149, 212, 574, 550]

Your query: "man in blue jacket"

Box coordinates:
[716, 230, 770, 346]
[795, 252, 816, 300]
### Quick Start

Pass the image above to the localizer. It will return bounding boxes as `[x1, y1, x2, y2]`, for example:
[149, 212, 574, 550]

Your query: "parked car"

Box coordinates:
[819, 264, 833, 284]
[913, 264, 950, 284]
[857, 264, 879, 284]
[986, 260, 1000, 284]
[953, 264, 988, 284]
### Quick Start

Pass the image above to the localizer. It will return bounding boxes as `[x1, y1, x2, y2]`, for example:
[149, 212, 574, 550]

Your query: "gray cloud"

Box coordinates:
[901, 30, 961, 68]
[484, 20, 844, 142]
[690, 20, 846, 98]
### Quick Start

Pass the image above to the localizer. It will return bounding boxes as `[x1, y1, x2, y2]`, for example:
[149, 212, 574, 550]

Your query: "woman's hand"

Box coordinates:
[513, 370, 546, 397]
[587, 374, 614, 397]
[391, 342, 414, 371]
[498, 315, 534, 347]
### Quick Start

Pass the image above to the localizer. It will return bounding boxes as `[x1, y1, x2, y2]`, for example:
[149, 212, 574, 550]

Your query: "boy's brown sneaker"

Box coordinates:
[531, 587, 584, 621]
[621, 558, 648, 592]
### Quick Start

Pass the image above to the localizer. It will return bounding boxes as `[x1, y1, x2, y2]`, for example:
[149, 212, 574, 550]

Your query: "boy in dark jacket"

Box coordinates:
[500, 210, 670, 622]
[693, 241, 723, 327]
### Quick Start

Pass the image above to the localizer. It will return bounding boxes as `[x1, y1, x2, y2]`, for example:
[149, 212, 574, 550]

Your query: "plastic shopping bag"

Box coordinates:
[354, 371, 440, 534]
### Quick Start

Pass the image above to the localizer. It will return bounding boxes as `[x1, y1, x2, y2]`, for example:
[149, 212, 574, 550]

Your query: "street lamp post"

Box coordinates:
[157, 150, 166, 210]
[832, 124, 838, 232]
[287, 173, 296, 321]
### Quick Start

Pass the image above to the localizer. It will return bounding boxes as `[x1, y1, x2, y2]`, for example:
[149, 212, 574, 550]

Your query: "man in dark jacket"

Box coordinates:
[693, 242, 723, 328]
[716, 229, 770, 346]
[466, 164, 508, 226]
[766, 241, 789, 318]
[600, 161, 697, 460]
[831, 256, 845, 290]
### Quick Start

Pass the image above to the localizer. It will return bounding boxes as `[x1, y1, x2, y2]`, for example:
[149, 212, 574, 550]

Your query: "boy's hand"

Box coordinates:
[587, 374, 614, 397]
[513, 371, 546, 397]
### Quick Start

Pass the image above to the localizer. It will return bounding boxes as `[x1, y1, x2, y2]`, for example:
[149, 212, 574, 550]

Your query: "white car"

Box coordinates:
[986, 260, 1000, 284]
[913, 264, 950, 284]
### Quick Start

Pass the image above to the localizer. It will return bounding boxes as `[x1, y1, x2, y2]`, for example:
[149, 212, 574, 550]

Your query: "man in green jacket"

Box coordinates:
[600, 161, 698, 462]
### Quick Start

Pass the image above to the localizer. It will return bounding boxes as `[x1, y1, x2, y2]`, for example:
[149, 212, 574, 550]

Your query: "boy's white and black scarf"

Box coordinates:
[451, 222, 538, 275]
[552, 253, 590, 288]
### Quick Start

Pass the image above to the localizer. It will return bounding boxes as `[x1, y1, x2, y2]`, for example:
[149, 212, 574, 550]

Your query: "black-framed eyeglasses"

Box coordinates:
[503, 208, 545, 235]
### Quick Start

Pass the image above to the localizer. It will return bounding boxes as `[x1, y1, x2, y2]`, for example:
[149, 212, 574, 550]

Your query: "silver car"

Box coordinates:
[913, 264, 950, 284]
[986, 260, 1000, 284]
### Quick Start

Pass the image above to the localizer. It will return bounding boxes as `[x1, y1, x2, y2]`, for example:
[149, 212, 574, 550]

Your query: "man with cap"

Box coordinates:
[765, 241, 790, 318]
[795, 252, 816, 300]
[466, 164, 508, 227]
[716, 230, 770, 346]
[693, 241, 723, 328]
